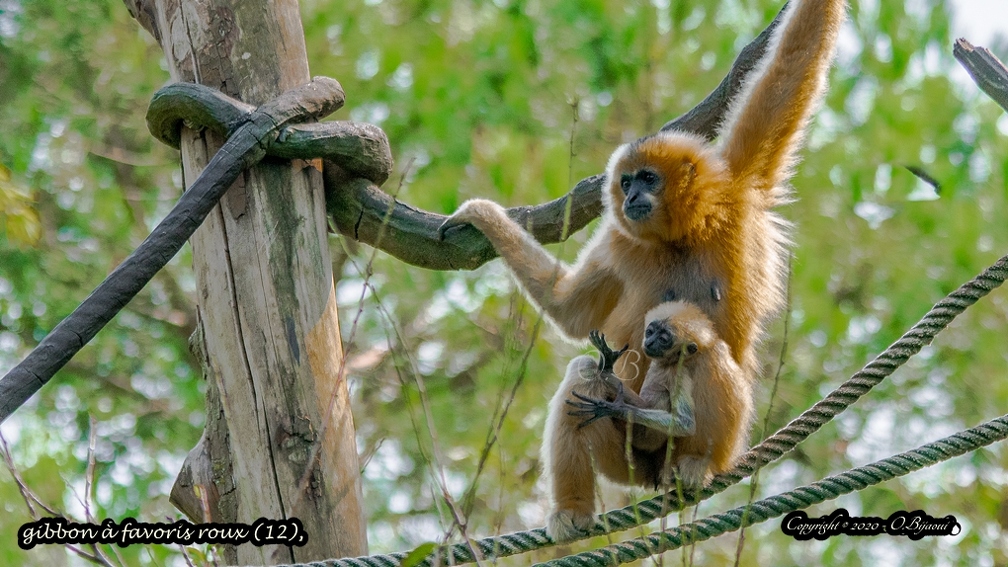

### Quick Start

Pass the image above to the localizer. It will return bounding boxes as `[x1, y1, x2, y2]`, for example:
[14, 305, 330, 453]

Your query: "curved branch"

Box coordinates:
[326, 172, 604, 271]
[659, 2, 787, 138]
[274, 121, 393, 186]
[326, 4, 789, 270]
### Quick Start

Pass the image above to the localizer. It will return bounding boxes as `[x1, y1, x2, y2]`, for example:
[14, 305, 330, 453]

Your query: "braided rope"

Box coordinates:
[270, 255, 1006, 567]
[536, 413, 1008, 566]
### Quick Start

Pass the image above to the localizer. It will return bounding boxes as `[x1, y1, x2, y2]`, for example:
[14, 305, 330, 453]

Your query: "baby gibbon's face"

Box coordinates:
[642, 300, 717, 364]
[642, 317, 700, 363]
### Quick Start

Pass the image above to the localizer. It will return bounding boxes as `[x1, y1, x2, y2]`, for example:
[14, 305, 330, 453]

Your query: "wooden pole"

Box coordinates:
[123, 0, 367, 563]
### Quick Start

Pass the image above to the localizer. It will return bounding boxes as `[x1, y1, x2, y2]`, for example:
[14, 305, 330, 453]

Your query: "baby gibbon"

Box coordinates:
[543, 301, 752, 542]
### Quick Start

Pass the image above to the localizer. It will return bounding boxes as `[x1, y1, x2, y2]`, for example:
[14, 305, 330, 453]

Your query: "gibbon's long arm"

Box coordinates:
[567, 387, 696, 440]
[718, 0, 845, 189]
[631, 380, 697, 452]
[439, 199, 623, 337]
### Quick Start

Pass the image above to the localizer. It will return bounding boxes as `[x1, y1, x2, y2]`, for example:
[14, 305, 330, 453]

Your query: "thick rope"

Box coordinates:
[145, 82, 392, 186]
[0, 78, 356, 424]
[266, 255, 1007, 566]
[536, 413, 1008, 566]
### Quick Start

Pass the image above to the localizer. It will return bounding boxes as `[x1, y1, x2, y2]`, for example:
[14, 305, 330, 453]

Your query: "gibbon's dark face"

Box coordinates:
[643, 318, 699, 361]
[606, 132, 721, 243]
[619, 168, 662, 222]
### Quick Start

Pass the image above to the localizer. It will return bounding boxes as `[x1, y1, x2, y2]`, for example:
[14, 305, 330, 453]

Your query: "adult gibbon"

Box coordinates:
[440, 0, 844, 390]
[441, 0, 845, 542]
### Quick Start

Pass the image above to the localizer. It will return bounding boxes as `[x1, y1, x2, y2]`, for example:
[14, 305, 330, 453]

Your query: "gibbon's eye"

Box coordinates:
[638, 170, 658, 185]
[686, 343, 698, 355]
[620, 175, 632, 194]
[645, 327, 654, 338]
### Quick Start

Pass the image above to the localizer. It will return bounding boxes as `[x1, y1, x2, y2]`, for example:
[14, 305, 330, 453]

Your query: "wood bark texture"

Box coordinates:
[123, 0, 367, 563]
[954, 38, 1008, 113]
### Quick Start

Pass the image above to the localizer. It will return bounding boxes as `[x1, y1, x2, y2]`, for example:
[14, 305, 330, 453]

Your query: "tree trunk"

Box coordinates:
[123, 0, 367, 563]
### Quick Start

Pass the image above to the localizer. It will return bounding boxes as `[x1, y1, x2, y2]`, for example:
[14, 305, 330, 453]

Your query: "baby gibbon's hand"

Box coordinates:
[588, 330, 629, 374]
[565, 382, 628, 429]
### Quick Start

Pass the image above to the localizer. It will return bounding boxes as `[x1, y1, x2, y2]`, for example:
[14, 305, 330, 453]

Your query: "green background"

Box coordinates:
[1, 0, 1007, 564]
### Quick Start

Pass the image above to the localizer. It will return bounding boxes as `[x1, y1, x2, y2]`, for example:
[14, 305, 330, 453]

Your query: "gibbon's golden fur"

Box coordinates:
[545, 302, 752, 542]
[440, 0, 845, 390]
[441, 0, 844, 543]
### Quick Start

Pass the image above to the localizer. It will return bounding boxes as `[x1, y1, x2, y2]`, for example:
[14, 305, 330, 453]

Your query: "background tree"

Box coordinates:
[1, 0, 1007, 565]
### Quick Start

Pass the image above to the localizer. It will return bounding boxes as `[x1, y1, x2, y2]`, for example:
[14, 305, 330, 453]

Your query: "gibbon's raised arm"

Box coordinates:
[439, 199, 623, 337]
[718, 0, 845, 189]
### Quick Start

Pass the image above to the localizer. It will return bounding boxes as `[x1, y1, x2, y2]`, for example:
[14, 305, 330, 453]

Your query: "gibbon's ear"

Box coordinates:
[670, 161, 696, 194]
[686, 342, 699, 355]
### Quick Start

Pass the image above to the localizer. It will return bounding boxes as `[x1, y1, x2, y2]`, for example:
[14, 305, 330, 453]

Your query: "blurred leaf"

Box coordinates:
[0, 163, 41, 246]
[401, 541, 438, 567]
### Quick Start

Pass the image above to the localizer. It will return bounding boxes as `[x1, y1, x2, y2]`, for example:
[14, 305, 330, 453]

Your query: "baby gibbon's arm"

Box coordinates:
[566, 387, 696, 439]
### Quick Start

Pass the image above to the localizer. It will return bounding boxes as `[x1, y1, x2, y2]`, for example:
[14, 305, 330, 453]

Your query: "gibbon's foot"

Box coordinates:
[436, 198, 504, 241]
[670, 455, 712, 489]
[588, 329, 629, 374]
[565, 382, 628, 429]
[546, 509, 597, 543]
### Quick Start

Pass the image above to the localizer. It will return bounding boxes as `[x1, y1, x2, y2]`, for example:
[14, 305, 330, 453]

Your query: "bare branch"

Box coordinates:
[954, 38, 1008, 113]
[659, 3, 787, 138]
[326, 4, 789, 271]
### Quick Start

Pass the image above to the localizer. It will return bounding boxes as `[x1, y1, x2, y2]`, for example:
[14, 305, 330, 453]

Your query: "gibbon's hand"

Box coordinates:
[566, 382, 628, 429]
[436, 198, 507, 241]
[436, 216, 464, 241]
[588, 330, 629, 374]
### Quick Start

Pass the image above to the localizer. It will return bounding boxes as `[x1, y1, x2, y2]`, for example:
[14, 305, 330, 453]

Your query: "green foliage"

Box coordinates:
[0, 163, 41, 246]
[2, 0, 1008, 565]
[0, 0, 201, 565]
